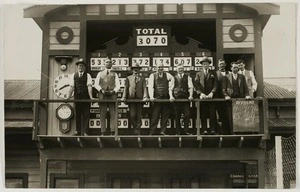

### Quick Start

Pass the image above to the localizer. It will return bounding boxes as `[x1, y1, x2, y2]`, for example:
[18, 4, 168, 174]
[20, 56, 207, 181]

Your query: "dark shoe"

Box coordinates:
[211, 131, 217, 135]
[203, 131, 208, 135]
[111, 132, 115, 135]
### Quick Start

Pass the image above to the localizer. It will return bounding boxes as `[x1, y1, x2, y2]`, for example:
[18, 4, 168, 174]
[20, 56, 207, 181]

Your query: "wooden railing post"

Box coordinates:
[196, 100, 200, 137]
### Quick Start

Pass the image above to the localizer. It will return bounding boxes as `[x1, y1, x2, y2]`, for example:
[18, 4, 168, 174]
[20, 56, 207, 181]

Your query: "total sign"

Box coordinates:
[135, 26, 170, 47]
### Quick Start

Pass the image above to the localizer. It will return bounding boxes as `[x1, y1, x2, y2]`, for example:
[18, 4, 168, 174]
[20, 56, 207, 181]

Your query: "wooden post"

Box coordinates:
[275, 136, 283, 188]
[115, 100, 118, 136]
[32, 101, 39, 140]
[39, 152, 48, 188]
[196, 100, 200, 136]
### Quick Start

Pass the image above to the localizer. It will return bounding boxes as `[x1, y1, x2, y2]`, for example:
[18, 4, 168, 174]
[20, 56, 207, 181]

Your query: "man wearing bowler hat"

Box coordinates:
[95, 57, 121, 135]
[194, 56, 218, 135]
[67, 58, 94, 136]
[121, 63, 149, 135]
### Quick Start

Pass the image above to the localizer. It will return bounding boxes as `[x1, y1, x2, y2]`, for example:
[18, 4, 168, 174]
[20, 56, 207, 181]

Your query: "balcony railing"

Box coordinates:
[33, 98, 267, 148]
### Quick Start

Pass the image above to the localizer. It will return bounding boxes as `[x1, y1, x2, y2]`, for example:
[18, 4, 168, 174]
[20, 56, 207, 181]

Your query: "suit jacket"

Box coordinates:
[215, 70, 229, 98]
[194, 69, 217, 95]
[222, 73, 249, 98]
[122, 74, 148, 99]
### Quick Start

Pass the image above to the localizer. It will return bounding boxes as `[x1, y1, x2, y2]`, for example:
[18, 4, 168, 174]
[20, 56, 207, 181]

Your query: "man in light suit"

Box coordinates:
[95, 58, 121, 135]
[222, 62, 251, 134]
[121, 63, 149, 135]
[194, 57, 218, 135]
[237, 59, 257, 98]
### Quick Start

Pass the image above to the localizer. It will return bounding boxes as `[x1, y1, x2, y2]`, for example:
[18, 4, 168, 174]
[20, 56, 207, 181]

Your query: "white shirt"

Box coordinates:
[148, 72, 174, 99]
[239, 69, 258, 91]
[233, 73, 238, 80]
[94, 69, 121, 93]
[69, 72, 93, 87]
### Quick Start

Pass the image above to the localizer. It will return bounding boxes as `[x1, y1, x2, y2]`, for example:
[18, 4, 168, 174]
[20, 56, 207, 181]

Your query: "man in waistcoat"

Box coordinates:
[237, 59, 257, 98]
[194, 57, 218, 135]
[215, 59, 230, 134]
[121, 63, 149, 135]
[173, 63, 193, 135]
[67, 59, 94, 136]
[95, 58, 121, 135]
[222, 62, 251, 134]
[148, 62, 175, 135]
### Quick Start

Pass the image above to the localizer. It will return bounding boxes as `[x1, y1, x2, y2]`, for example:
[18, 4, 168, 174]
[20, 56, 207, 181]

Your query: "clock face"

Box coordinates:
[53, 74, 73, 99]
[56, 104, 74, 120]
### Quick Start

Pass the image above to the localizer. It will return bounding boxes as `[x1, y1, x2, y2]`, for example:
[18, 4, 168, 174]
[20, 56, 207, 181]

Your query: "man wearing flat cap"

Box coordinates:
[194, 57, 218, 135]
[67, 58, 94, 136]
[121, 63, 149, 135]
[95, 58, 121, 135]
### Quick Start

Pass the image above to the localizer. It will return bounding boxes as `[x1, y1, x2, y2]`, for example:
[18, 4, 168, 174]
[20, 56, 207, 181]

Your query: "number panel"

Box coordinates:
[137, 35, 168, 46]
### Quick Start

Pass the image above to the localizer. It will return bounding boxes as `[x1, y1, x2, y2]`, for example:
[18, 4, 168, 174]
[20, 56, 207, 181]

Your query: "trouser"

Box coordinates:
[99, 92, 117, 133]
[128, 103, 143, 132]
[75, 101, 90, 135]
[174, 102, 190, 133]
[200, 101, 216, 132]
[150, 102, 171, 133]
[216, 101, 230, 134]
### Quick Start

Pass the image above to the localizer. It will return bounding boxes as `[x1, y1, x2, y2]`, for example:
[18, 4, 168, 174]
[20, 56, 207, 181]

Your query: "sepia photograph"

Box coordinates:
[1, 0, 298, 190]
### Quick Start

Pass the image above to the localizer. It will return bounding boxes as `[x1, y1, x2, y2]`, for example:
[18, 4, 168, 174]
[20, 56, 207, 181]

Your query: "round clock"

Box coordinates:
[53, 73, 73, 99]
[56, 104, 74, 121]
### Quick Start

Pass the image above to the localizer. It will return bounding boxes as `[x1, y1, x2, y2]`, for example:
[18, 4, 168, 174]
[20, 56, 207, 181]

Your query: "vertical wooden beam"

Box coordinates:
[77, 137, 84, 148]
[238, 136, 244, 148]
[97, 137, 103, 148]
[254, 16, 264, 97]
[218, 136, 223, 148]
[198, 136, 202, 148]
[115, 100, 118, 137]
[196, 100, 200, 136]
[178, 137, 182, 148]
[32, 101, 39, 140]
[79, 6, 87, 60]
[216, 4, 224, 62]
[39, 152, 48, 188]
[40, 18, 50, 135]
[37, 137, 44, 149]
[57, 137, 65, 148]
[275, 136, 283, 188]
[118, 137, 123, 148]
[263, 98, 269, 139]
[138, 137, 142, 148]
[158, 137, 162, 148]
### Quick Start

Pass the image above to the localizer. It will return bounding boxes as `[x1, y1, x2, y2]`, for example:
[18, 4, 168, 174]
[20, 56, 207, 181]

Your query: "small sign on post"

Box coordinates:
[232, 100, 260, 133]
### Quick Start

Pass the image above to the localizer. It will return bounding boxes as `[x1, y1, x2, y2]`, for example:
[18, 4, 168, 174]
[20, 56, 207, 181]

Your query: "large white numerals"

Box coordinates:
[152, 57, 171, 66]
[137, 36, 168, 46]
[90, 58, 107, 71]
[132, 57, 150, 66]
[173, 57, 192, 66]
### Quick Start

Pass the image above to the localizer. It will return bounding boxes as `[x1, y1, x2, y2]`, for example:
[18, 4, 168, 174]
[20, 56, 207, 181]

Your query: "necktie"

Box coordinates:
[135, 75, 138, 83]
[107, 70, 109, 75]
[159, 73, 162, 78]
[79, 72, 83, 77]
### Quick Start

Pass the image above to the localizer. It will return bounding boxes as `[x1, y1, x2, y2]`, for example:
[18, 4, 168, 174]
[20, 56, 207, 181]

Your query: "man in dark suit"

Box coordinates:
[222, 62, 251, 134]
[67, 59, 94, 136]
[121, 63, 149, 135]
[215, 59, 230, 134]
[173, 63, 194, 135]
[194, 57, 218, 135]
[222, 62, 251, 100]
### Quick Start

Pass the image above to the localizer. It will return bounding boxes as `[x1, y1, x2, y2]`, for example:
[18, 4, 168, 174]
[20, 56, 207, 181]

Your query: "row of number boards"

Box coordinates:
[89, 118, 193, 129]
[90, 56, 214, 71]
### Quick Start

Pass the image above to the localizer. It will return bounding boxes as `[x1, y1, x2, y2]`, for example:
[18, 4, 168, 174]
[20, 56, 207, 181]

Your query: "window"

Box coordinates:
[5, 173, 28, 188]
[165, 174, 202, 188]
[107, 173, 145, 188]
[50, 173, 84, 188]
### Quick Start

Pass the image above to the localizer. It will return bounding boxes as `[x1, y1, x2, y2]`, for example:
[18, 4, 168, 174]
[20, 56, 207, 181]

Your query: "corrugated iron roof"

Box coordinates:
[264, 82, 296, 99]
[5, 120, 33, 128]
[4, 80, 40, 100]
[268, 118, 296, 128]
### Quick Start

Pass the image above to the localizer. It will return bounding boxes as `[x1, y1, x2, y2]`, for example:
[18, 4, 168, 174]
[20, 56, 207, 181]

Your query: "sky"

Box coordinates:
[0, 1, 298, 80]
